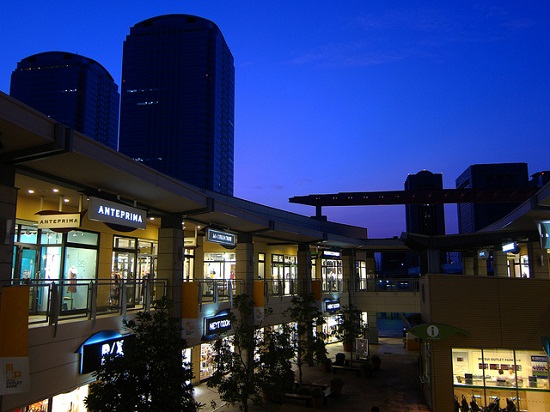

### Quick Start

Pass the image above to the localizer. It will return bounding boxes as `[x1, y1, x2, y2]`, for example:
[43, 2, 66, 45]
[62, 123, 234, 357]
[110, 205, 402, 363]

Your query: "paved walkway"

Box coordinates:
[194, 320, 431, 412]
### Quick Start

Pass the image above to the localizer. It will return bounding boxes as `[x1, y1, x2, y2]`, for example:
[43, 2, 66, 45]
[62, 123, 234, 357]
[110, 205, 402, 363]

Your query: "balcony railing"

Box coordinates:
[9, 278, 168, 326]
[6, 276, 419, 325]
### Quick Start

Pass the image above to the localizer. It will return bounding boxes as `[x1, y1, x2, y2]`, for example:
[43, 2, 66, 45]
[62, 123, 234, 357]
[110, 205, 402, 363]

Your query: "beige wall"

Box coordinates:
[420, 274, 550, 411]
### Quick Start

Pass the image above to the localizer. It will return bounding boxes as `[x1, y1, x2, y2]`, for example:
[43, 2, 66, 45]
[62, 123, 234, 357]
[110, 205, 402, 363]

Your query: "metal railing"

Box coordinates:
[7, 276, 419, 326]
[11, 278, 168, 326]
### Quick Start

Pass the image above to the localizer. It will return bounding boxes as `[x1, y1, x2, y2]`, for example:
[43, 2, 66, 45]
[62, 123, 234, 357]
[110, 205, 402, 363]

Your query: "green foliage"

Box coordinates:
[257, 323, 296, 402]
[284, 292, 327, 384]
[335, 304, 363, 346]
[206, 294, 294, 411]
[84, 297, 201, 411]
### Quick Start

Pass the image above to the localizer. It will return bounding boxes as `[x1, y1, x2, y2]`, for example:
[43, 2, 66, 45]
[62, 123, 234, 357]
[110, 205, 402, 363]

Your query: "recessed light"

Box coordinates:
[52, 188, 59, 193]
[63, 198, 70, 203]
[28, 189, 34, 194]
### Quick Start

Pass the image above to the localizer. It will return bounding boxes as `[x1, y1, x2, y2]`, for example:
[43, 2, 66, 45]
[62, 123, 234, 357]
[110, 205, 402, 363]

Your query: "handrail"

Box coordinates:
[12, 278, 168, 326]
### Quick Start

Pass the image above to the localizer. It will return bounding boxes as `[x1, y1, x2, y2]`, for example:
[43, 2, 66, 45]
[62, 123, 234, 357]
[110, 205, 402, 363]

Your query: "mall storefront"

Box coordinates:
[417, 275, 550, 412]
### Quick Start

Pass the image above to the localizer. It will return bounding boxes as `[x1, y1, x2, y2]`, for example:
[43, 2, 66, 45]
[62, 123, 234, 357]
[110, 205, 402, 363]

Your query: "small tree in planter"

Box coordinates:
[284, 292, 327, 384]
[335, 304, 363, 353]
[257, 323, 295, 403]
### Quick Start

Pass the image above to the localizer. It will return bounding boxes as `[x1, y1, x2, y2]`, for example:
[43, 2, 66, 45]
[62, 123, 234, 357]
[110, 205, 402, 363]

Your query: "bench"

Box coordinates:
[284, 392, 312, 407]
[322, 387, 332, 404]
[332, 364, 361, 376]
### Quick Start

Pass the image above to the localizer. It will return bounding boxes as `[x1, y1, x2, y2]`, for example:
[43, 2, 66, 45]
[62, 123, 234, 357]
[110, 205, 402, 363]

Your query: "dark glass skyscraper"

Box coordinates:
[456, 163, 529, 233]
[10, 52, 119, 149]
[119, 15, 235, 195]
[405, 170, 446, 235]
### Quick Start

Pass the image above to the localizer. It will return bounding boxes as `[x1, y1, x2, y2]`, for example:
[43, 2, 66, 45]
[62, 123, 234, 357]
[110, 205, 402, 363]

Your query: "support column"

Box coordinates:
[0, 164, 17, 285]
[297, 243, 311, 294]
[528, 240, 549, 278]
[366, 311, 379, 344]
[342, 248, 356, 299]
[420, 249, 441, 274]
[157, 214, 184, 318]
[492, 249, 508, 277]
[236, 233, 254, 297]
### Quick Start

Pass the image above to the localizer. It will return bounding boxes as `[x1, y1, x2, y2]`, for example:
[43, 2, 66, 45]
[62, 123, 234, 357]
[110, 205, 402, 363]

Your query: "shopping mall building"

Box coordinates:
[1, 91, 550, 411]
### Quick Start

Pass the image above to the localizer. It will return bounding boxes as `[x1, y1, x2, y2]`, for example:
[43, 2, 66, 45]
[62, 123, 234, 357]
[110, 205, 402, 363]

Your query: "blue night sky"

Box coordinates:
[2, 1, 549, 238]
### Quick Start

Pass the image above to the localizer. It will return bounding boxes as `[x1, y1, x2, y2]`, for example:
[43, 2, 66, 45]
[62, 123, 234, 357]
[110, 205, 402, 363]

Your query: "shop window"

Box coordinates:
[67, 230, 98, 246]
[452, 347, 550, 411]
[258, 253, 265, 279]
[356, 260, 367, 290]
[321, 257, 342, 292]
[204, 252, 235, 280]
[271, 254, 297, 295]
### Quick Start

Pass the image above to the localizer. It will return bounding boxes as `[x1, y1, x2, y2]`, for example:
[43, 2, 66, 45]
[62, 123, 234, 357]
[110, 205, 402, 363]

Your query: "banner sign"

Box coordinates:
[88, 197, 146, 229]
[0, 357, 29, 395]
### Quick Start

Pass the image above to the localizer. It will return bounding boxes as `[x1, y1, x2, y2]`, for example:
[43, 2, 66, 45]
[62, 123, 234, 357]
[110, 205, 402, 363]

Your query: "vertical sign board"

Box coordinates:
[0, 287, 30, 394]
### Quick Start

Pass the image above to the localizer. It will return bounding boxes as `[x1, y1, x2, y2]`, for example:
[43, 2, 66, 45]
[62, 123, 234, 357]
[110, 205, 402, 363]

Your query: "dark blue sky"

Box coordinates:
[2, 1, 549, 238]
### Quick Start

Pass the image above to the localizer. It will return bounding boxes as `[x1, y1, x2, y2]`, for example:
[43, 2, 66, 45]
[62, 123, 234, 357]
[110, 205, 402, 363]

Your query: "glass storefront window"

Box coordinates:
[67, 230, 99, 246]
[356, 260, 367, 290]
[258, 253, 265, 279]
[204, 252, 236, 280]
[271, 254, 297, 294]
[452, 347, 550, 411]
[321, 257, 342, 292]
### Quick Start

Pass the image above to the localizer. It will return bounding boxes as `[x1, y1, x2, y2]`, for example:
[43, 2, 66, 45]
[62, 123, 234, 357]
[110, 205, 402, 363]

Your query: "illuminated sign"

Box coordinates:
[207, 228, 236, 247]
[37, 213, 81, 229]
[205, 314, 232, 334]
[79, 334, 133, 374]
[538, 221, 550, 249]
[88, 197, 146, 229]
[478, 249, 488, 259]
[323, 250, 341, 258]
[324, 299, 341, 313]
[502, 242, 520, 254]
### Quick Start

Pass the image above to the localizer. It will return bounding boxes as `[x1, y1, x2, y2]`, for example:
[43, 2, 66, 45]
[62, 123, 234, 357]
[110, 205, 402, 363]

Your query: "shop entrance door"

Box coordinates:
[13, 245, 41, 313]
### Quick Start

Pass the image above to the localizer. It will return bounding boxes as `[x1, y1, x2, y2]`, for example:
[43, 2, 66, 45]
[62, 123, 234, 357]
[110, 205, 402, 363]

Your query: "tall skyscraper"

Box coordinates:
[456, 163, 529, 233]
[10, 51, 119, 149]
[405, 170, 446, 235]
[118, 14, 235, 195]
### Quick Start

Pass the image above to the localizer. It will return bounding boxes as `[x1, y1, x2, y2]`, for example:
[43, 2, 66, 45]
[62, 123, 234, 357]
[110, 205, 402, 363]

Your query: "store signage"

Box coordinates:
[324, 298, 341, 313]
[37, 213, 81, 229]
[206, 228, 235, 247]
[205, 314, 232, 334]
[408, 323, 469, 341]
[0, 357, 29, 395]
[323, 250, 341, 258]
[478, 249, 488, 259]
[538, 221, 550, 249]
[88, 197, 146, 229]
[80, 335, 133, 374]
[502, 242, 520, 254]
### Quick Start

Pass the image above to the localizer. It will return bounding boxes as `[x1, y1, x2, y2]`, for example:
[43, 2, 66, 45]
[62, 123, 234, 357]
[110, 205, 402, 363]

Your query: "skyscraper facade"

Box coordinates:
[10, 52, 119, 149]
[456, 163, 529, 233]
[405, 170, 446, 235]
[118, 14, 235, 195]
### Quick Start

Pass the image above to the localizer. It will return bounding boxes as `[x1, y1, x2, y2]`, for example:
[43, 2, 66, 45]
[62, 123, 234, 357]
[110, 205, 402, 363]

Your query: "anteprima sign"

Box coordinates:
[37, 213, 81, 229]
[88, 197, 146, 229]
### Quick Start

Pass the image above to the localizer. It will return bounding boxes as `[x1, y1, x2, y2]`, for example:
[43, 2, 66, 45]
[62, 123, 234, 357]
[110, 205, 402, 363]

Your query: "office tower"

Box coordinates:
[456, 163, 529, 233]
[10, 52, 119, 149]
[405, 170, 446, 235]
[119, 15, 235, 195]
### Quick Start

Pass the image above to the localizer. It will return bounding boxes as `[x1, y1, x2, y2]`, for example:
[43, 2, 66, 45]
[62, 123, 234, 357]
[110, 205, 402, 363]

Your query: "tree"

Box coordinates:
[84, 298, 201, 411]
[207, 294, 295, 411]
[257, 323, 295, 402]
[284, 292, 327, 384]
[207, 294, 258, 412]
[335, 304, 363, 352]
